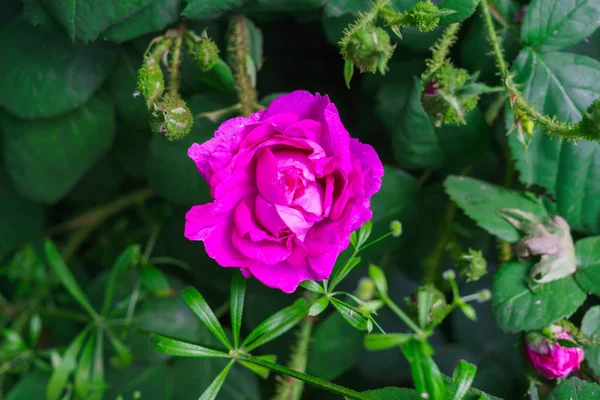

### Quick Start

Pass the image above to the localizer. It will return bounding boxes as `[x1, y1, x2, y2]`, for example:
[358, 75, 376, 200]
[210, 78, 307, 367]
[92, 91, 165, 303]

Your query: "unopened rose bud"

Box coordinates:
[524, 329, 584, 380]
[402, 0, 442, 32]
[424, 81, 438, 96]
[137, 56, 165, 108]
[189, 31, 219, 72]
[150, 94, 193, 141]
[389, 220, 402, 237]
[458, 248, 487, 282]
[344, 27, 394, 74]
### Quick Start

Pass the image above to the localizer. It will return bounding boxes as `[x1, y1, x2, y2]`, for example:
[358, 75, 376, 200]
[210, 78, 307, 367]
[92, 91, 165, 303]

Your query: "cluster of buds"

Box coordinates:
[524, 325, 584, 380]
[499, 209, 576, 283]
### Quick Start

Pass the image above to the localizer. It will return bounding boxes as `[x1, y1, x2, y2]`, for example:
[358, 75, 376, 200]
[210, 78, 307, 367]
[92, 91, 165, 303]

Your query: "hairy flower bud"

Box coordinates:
[406, 284, 447, 326]
[149, 94, 193, 141]
[137, 56, 165, 108]
[402, 0, 442, 32]
[524, 327, 584, 380]
[344, 27, 394, 74]
[189, 31, 219, 72]
[458, 248, 487, 282]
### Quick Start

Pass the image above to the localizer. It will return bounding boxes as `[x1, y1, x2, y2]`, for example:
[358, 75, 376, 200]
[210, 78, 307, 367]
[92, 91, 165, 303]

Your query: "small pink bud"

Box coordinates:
[524, 330, 584, 380]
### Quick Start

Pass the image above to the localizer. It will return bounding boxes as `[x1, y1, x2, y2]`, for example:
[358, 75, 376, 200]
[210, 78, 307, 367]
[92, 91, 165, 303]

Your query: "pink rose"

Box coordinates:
[184, 91, 383, 293]
[524, 329, 584, 380]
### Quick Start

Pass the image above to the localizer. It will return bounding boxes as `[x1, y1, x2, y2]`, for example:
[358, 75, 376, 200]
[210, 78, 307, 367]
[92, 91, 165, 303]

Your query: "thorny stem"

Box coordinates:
[273, 316, 315, 400]
[422, 23, 461, 83]
[231, 15, 258, 117]
[168, 21, 186, 97]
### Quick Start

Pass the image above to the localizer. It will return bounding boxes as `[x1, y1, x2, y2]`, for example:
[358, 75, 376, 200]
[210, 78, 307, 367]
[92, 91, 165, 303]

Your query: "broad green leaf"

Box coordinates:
[140, 265, 172, 297]
[146, 93, 235, 205]
[368, 264, 388, 296]
[330, 298, 370, 331]
[47, 328, 90, 400]
[521, 0, 600, 51]
[6, 372, 48, 400]
[378, 78, 490, 169]
[238, 354, 277, 379]
[199, 360, 234, 400]
[581, 306, 600, 376]
[108, 50, 149, 128]
[102, 245, 140, 316]
[547, 378, 600, 400]
[401, 339, 445, 400]
[242, 298, 309, 351]
[438, 0, 480, 24]
[2, 94, 116, 204]
[575, 236, 600, 295]
[450, 360, 477, 400]
[364, 333, 413, 350]
[73, 331, 96, 399]
[491, 262, 586, 332]
[44, 0, 153, 42]
[308, 297, 329, 316]
[0, 18, 117, 119]
[230, 271, 246, 349]
[150, 334, 230, 358]
[45, 240, 98, 319]
[0, 172, 44, 253]
[104, 0, 182, 43]
[328, 256, 361, 291]
[509, 50, 600, 234]
[182, 0, 243, 19]
[363, 387, 420, 400]
[307, 312, 364, 380]
[182, 287, 232, 350]
[444, 175, 549, 242]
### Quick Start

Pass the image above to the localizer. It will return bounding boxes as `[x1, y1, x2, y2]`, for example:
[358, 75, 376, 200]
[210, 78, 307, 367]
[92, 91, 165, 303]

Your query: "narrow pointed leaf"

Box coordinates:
[47, 327, 90, 400]
[417, 287, 434, 329]
[105, 328, 132, 368]
[140, 264, 172, 297]
[199, 360, 235, 400]
[451, 360, 477, 400]
[329, 256, 361, 291]
[150, 334, 230, 358]
[402, 339, 446, 400]
[242, 298, 309, 352]
[45, 240, 98, 319]
[309, 297, 330, 317]
[74, 331, 96, 399]
[356, 220, 373, 248]
[330, 298, 369, 331]
[90, 329, 105, 400]
[29, 314, 42, 348]
[102, 245, 140, 316]
[239, 354, 277, 379]
[230, 271, 246, 349]
[344, 59, 354, 89]
[364, 333, 414, 350]
[368, 264, 388, 296]
[182, 287, 232, 350]
[299, 280, 325, 294]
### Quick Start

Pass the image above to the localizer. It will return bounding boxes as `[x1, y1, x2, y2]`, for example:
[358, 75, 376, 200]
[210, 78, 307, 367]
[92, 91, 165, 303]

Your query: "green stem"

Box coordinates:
[273, 317, 315, 400]
[230, 15, 258, 117]
[422, 23, 461, 82]
[236, 354, 373, 400]
[381, 295, 425, 337]
[359, 232, 393, 251]
[168, 22, 185, 97]
[39, 308, 90, 323]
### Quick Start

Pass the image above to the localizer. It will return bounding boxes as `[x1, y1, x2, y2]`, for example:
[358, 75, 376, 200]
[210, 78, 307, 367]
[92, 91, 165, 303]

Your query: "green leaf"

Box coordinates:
[0, 18, 117, 119]
[378, 78, 490, 169]
[450, 360, 477, 400]
[197, 359, 234, 400]
[238, 354, 277, 379]
[329, 256, 361, 291]
[368, 264, 388, 296]
[581, 306, 600, 376]
[140, 265, 172, 297]
[444, 175, 549, 242]
[401, 339, 445, 400]
[146, 93, 234, 205]
[230, 271, 246, 349]
[103, 0, 182, 43]
[196, 59, 237, 94]
[6, 372, 48, 400]
[547, 378, 600, 400]
[308, 297, 330, 317]
[73, 331, 96, 399]
[182, 0, 243, 19]
[438, 0, 480, 25]
[44, 0, 153, 42]
[47, 328, 90, 400]
[509, 49, 600, 234]
[307, 312, 364, 380]
[29, 314, 42, 348]
[364, 333, 414, 350]
[105, 328, 133, 368]
[344, 59, 354, 89]
[357, 220, 373, 249]
[242, 298, 309, 352]
[0, 172, 44, 253]
[330, 298, 370, 331]
[491, 261, 586, 332]
[299, 280, 326, 294]
[103, 245, 140, 316]
[108, 50, 149, 129]
[521, 0, 600, 51]
[362, 387, 420, 400]
[150, 334, 230, 358]
[45, 240, 98, 319]
[2, 94, 116, 204]
[182, 287, 232, 350]
[91, 329, 104, 400]
[575, 236, 600, 295]
[443, 374, 502, 400]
